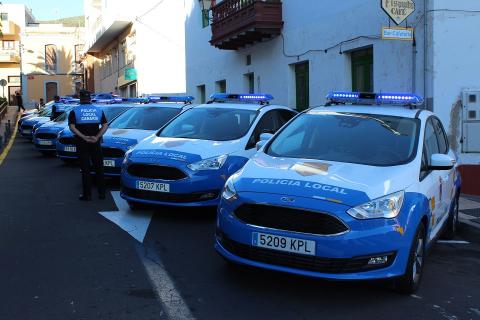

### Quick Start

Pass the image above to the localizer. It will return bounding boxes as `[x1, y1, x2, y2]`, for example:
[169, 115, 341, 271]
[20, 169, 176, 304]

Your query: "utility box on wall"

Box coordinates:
[462, 91, 480, 153]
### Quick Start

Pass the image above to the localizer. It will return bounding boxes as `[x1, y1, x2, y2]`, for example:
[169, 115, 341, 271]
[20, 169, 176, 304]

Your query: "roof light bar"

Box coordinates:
[147, 95, 195, 103]
[327, 91, 424, 106]
[210, 93, 274, 102]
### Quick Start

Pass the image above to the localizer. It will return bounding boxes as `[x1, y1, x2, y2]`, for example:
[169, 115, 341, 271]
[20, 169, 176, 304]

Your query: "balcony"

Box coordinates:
[210, 0, 283, 50]
[0, 49, 21, 63]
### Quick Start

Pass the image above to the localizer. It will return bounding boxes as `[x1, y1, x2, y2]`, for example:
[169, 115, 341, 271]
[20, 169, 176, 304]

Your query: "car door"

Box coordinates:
[432, 117, 455, 221]
[420, 118, 443, 241]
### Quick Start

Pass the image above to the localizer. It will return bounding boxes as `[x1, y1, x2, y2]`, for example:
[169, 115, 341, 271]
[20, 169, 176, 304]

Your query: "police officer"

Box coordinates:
[50, 95, 63, 120]
[68, 90, 108, 201]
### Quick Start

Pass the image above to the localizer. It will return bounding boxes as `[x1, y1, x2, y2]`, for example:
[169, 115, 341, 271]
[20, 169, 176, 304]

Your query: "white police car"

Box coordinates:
[101, 96, 194, 176]
[121, 94, 297, 208]
[215, 92, 461, 293]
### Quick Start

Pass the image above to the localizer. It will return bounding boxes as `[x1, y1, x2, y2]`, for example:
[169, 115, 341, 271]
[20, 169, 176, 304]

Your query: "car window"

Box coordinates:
[158, 108, 258, 141]
[266, 112, 420, 166]
[424, 119, 439, 158]
[102, 106, 130, 121]
[432, 117, 448, 154]
[246, 110, 294, 149]
[110, 107, 181, 130]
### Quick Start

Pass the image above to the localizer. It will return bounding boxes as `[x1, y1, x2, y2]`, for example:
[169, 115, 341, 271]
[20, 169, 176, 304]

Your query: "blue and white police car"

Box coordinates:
[121, 94, 297, 208]
[33, 105, 73, 154]
[101, 96, 194, 176]
[215, 92, 461, 293]
[56, 103, 133, 161]
[19, 102, 55, 139]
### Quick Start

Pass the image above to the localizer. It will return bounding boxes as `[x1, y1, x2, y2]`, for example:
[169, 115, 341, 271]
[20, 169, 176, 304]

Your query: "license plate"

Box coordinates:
[252, 232, 316, 256]
[64, 146, 76, 152]
[38, 140, 52, 146]
[23, 129, 31, 134]
[103, 159, 116, 167]
[136, 181, 170, 193]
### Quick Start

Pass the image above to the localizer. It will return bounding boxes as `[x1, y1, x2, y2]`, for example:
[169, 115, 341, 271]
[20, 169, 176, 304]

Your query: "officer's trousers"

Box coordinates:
[77, 141, 106, 197]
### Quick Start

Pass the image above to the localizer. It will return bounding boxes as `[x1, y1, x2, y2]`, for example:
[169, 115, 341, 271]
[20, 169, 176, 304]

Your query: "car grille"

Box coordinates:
[35, 133, 57, 140]
[21, 125, 33, 130]
[234, 204, 349, 235]
[104, 166, 121, 175]
[217, 232, 396, 274]
[57, 150, 77, 158]
[122, 187, 219, 203]
[127, 164, 187, 180]
[58, 137, 76, 145]
[102, 147, 125, 158]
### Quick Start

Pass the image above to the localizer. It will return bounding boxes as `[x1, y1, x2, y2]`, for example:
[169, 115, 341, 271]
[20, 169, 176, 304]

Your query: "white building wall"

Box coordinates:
[431, 0, 480, 165]
[185, 0, 427, 108]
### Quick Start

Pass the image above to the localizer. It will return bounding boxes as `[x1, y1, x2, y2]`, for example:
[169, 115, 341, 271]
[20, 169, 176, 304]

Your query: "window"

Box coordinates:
[119, 41, 126, 68]
[8, 76, 20, 84]
[267, 113, 419, 166]
[3, 41, 15, 49]
[74, 44, 84, 63]
[197, 85, 206, 104]
[244, 73, 254, 94]
[215, 80, 226, 93]
[246, 110, 297, 149]
[129, 83, 137, 98]
[424, 119, 439, 159]
[1, 13, 8, 21]
[45, 44, 57, 73]
[351, 47, 373, 92]
[432, 117, 449, 154]
[246, 54, 251, 66]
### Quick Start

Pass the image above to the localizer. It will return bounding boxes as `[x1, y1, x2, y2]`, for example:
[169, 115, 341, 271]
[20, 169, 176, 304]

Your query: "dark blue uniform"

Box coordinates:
[68, 105, 107, 198]
[51, 103, 66, 120]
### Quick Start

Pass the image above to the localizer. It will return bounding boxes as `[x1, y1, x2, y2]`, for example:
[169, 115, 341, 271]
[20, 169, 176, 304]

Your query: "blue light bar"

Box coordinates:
[327, 91, 424, 106]
[147, 95, 194, 103]
[210, 93, 274, 102]
[124, 97, 148, 103]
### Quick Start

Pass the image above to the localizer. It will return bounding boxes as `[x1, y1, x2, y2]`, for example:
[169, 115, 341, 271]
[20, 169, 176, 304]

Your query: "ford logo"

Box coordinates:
[281, 197, 295, 203]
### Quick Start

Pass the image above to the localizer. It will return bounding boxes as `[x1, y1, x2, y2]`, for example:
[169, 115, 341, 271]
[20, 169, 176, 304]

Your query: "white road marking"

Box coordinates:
[470, 308, 480, 316]
[432, 305, 458, 320]
[459, 197, 480, 211]
[136, 243, 195, 320]
[99, 191, 153, 243]
[437, 240, 470, 244]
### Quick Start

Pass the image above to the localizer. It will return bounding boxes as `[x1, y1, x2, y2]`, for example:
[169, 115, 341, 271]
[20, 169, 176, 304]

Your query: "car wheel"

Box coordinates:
[442, 194, 459, 240]
[394, 223, 426, 294]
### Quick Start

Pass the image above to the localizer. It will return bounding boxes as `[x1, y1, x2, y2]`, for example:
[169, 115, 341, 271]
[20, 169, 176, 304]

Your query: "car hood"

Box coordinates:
[234, 152, 416, 207]
[130, 136, 244, 163]
[23, 116, 49, 125]
[37, 120, 68, 132]
[103, 128, 154, 149]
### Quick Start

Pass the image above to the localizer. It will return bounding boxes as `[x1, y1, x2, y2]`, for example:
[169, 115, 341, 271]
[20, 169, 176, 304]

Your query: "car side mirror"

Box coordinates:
[256, 133, 274, 151]
[429, 153, 455, 170]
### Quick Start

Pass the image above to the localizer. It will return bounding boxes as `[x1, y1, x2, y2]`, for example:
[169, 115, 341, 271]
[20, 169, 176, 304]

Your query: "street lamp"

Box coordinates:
[200, 0, 214, 10]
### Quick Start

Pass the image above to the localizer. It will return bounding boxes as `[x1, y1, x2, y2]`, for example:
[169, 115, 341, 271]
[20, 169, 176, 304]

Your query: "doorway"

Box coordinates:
[45, 82, 58, 102]
[8, 86, 21, 106]
[295, 62, 309, 111]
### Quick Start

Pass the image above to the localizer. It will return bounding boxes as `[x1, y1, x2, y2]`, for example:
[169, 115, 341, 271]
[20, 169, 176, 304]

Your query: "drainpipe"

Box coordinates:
[423, 0, 428, 109]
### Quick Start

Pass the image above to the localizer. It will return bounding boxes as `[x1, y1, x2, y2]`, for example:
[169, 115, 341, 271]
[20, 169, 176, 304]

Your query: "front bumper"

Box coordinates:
[56, 141, 78, 159]
[33, 138, 57, 151]
[215, 192, 420, 280]
[120, 162, 227, 207]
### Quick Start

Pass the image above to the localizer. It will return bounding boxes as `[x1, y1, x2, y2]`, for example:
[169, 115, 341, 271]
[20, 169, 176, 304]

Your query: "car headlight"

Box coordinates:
[123, 149, 133, 165]
[187, 154, 228, 171]
[221, 171, 241, 202]
[347, 190, 404, 219]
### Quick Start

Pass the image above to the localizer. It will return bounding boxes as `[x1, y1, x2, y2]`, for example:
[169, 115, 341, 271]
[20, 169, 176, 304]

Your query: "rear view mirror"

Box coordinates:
[430, 153, 455, 170]
[256, 133, 274, 151]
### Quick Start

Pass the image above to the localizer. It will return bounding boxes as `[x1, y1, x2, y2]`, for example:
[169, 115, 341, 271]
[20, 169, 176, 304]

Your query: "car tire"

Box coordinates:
[442, 194, 459, 240]
[394, 223, 426, 294]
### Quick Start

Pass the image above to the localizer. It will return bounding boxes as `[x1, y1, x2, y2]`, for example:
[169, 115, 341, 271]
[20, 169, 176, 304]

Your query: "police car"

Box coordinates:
[120, 94, 297, 208]
[56, 103, 133, 161]
[19, 102, 55, 139]
[33, 105, 73, 154]
[215, 92, 461, 293]
[101, 96, 194, 176]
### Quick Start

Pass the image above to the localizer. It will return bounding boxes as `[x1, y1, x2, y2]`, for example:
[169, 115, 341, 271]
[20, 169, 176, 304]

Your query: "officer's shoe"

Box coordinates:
[79, 194, 92, 201]
[99, 193, 106, 200]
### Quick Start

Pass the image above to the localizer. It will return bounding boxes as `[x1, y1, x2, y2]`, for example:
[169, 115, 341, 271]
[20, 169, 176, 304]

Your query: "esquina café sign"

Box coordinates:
[381, 0, 415, 25]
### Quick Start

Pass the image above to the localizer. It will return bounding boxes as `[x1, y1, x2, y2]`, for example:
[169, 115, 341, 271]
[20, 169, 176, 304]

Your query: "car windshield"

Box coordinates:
[110, 107, 181, 130]
[266, 112, 419, 166]
[101, 106, 131, 121]
[158, 108, 258, 141]
[53, 108, 72, 122]
[38, 107, 52, 117]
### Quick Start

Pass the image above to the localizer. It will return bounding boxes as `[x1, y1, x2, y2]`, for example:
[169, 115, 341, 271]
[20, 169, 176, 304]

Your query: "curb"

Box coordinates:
[0, 114, 20, 166]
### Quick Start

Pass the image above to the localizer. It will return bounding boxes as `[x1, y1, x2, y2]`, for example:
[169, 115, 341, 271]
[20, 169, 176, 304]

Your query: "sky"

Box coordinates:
[2, 0, 84, 20]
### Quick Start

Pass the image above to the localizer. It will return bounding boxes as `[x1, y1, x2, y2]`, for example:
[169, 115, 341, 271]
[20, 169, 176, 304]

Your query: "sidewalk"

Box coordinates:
[0, 105, 19, 150]
[459, 194, 480, 242]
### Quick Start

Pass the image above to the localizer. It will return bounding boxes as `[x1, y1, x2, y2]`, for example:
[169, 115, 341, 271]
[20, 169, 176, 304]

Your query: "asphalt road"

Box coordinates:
[1, 137, 480, 320]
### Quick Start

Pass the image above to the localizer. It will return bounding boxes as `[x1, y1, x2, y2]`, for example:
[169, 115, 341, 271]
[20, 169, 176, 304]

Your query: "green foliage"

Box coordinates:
[0, 97, 8, 105]
[39, 16, 85, 27]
